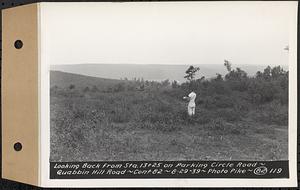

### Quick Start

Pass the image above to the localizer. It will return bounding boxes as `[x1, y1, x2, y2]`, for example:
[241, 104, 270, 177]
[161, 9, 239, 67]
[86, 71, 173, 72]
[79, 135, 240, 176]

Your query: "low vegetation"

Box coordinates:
[50, 62, 288, 161]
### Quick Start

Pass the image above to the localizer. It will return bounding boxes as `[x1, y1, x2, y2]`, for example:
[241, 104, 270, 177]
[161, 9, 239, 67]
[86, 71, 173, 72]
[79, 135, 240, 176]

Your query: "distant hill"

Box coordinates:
[50, 71, 122, 90]
[51, 64, 288, 83]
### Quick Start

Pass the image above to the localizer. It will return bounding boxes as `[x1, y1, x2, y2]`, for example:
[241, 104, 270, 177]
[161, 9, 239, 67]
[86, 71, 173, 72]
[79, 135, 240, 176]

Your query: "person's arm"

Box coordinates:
[183, 96, 190, 101]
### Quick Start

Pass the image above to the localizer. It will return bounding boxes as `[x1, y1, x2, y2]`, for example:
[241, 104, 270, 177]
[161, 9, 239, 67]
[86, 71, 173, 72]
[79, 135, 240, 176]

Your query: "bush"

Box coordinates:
[109, 106, 132, 123]
[69, 84, 75, 89]
[91, 85, 99, 92]
[83, 86, 90, 92]
[254, 101, 288, 125]
[113, 83, 126, 92]
[248, 79, 278, 104]
[50, 85, 59, 95]
[225, 67, 248, 82]
[202, 95, 234, 109]
[226, 79, 249, 92]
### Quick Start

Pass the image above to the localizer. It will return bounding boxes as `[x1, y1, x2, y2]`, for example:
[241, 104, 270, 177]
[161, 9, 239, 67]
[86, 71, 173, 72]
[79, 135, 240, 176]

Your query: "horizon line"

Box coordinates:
[51, 63, 289, 66]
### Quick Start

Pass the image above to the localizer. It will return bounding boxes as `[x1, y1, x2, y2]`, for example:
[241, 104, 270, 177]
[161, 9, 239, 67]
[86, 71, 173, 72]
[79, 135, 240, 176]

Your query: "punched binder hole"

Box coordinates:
[14, 142, 22, 151]
[14, 40, 23, 49]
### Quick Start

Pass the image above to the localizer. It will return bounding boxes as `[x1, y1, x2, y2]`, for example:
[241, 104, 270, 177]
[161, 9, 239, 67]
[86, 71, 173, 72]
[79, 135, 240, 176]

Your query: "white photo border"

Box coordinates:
[39, 1, 298, 187]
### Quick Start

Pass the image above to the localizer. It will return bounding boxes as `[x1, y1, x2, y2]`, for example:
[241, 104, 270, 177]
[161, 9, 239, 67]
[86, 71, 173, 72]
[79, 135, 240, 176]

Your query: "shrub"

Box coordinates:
[72, 107, 86, 119]
[50, 85, 59, 95]
[69, 84, 75, 89]
[161, 79, 170, 86]
[278, 89, 288, 105]
[255, 101, 288, 125]
[91, 85, 99, 92]
[202, 95, 234, 109]
[83, 86, 90, 92]
[209, 80, 231, 94]
[248, 79, 278, 104]
[109, 106, 132, 123]
[172, 80, 180, 88]
[225, 67, 248, 81]
[113, 83, 126, 92]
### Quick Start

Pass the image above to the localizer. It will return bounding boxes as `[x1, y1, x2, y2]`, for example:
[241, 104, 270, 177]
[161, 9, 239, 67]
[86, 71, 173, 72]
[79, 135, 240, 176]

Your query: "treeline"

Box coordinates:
[108, 62, 288, 105]
[51, 62, 288, 107]
[179, 62, 288, 105]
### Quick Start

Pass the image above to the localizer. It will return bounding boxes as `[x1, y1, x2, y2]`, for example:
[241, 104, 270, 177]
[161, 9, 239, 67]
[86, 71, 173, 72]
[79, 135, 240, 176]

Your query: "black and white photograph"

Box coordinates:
[41, 3, 298, 185]
[48, 2, 292, 162]
[49, 2, 291, 163]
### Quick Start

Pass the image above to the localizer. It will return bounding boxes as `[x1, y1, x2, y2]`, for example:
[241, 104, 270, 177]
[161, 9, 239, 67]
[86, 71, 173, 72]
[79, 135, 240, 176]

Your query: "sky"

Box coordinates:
[41, 2, 297, 66]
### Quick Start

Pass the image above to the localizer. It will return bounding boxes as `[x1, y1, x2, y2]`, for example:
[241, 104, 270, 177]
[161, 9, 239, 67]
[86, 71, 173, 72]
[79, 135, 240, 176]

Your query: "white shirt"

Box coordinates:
[188, 92, 196, 107]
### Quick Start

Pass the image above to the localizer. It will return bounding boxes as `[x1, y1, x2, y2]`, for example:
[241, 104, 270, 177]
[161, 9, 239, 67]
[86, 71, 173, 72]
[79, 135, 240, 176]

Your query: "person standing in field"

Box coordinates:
[183, 91, 196, 116]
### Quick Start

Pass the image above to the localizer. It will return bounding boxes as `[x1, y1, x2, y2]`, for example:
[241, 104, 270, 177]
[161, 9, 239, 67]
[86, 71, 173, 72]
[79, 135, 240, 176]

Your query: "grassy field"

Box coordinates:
[50, 67, 288, 162]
